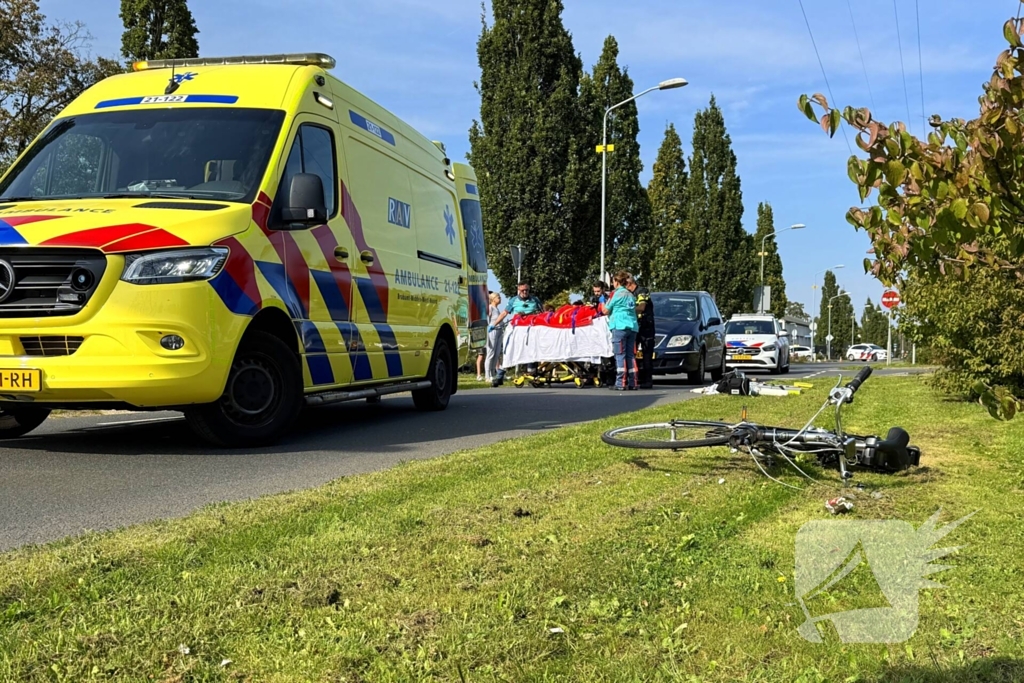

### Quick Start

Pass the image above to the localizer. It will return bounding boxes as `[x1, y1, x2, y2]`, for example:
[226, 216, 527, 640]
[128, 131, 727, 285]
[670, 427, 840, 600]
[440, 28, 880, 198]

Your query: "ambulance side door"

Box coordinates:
[269, 115, 359, 389]
[340, 118, 427, 381]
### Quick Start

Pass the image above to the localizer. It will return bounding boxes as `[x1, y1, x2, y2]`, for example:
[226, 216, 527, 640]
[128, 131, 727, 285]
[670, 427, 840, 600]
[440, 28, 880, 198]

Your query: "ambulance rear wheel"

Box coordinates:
[413, 337, 453, 411]
[185, 331, 303, 447]
[0, 406, 50, 439]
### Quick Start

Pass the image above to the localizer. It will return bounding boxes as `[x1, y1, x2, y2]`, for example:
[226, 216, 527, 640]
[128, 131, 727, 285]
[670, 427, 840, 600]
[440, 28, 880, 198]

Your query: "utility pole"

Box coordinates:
[758, 224, 805, 313]
[851, 310, 856, 355]
[827, 304, 833, 361]
[886, 308, 892, 367]
[510, 244, 524, 285]
[600, 78, 688, 279]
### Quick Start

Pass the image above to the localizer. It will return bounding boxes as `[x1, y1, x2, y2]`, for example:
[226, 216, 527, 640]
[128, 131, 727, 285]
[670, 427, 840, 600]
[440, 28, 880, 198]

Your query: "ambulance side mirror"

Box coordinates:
[279, 173, 327, 227]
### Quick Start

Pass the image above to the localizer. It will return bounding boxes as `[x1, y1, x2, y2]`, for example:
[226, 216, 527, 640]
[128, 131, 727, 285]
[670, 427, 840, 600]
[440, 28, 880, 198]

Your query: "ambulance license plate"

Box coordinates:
[732, 354, 753, 361]
[0, 369, 42, 392]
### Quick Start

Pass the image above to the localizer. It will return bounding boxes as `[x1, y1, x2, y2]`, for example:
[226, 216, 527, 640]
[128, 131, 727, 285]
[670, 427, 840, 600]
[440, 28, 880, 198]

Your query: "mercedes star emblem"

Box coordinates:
[0, 260, 14, 304]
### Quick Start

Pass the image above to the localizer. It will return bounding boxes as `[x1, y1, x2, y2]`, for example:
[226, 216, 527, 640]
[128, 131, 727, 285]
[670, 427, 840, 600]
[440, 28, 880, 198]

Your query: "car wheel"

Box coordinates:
[709, 349, 726, 382]
[686, 350, 706, 385]
[0, 406, 50, 439]
[413, 336, 454, 411]
[185, 331, 304, 447]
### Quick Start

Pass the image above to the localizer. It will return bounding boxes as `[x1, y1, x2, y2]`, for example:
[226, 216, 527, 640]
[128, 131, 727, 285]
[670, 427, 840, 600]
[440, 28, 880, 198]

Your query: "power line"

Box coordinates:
[846, 0, 876, 112]
[797, 0, 854, 155]
[892, 0, 914, 134]
[915, 0, 926, 134]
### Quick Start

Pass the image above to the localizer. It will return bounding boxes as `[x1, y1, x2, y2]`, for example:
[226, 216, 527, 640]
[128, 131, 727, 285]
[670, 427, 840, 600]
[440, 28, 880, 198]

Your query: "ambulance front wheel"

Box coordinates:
[185, 331, 304, 447]
[0, 406, 50, 439]
[413, 337, 453, 411]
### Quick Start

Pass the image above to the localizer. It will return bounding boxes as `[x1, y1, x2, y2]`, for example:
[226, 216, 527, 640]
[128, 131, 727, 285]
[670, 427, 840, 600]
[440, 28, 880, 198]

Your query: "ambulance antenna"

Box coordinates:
[165, 63, 180, 95]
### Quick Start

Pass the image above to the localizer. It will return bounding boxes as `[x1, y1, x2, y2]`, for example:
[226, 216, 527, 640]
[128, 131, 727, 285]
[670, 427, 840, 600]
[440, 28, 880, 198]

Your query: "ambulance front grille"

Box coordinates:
[20, 336, 85, 356]
[0, 249, 107, 318]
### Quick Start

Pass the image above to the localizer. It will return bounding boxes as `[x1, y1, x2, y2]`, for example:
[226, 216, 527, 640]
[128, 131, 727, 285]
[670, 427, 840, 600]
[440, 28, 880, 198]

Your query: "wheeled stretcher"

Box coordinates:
[500, 309, 614, 388]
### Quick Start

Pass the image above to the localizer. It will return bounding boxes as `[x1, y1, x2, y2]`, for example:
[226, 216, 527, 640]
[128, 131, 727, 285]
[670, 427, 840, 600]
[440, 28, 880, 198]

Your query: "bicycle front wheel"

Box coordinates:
[601, 420, 733, 450]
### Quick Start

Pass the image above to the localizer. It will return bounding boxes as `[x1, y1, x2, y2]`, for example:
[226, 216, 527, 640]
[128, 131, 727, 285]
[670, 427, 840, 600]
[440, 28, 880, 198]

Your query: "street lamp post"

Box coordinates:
[827, 290, 850, 360]
[851, 310, 856, 356]
[600, 77, 688, 280]
[758, 223, 805, 313]
[812, 264, 844, 360]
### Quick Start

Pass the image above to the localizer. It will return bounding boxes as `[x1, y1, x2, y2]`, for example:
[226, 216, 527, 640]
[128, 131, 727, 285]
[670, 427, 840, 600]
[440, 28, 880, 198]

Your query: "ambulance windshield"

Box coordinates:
[0, 108, 286, 204]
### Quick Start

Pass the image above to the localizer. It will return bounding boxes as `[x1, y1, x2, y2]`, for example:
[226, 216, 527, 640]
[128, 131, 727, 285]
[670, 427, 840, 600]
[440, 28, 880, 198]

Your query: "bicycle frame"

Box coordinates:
[600, 365, 920, 486]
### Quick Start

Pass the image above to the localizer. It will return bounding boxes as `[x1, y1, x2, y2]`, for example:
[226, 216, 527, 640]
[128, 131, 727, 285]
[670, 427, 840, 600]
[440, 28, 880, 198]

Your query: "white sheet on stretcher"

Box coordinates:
[500, 316, 614, 368]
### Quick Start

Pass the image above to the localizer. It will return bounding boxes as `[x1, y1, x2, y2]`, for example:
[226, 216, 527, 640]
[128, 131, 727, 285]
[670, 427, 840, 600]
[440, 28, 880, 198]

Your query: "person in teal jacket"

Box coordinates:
[603, 271, 639, 390]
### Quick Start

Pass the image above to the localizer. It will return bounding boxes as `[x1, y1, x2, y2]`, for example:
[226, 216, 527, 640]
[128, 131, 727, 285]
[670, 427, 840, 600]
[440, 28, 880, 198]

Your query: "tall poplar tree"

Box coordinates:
[861, 299, 890, 347]
[469, 0, 595, 299]
[814, 270, 839, 349]
[814, 270, 855, 355]
[685, 97, 752, 317]
[120, 0, 199, 64]
[581, 36, 651, 280]
[837, 296, 857, 352]
[752, 202, 787, 318]
[648, 123, 688, 290]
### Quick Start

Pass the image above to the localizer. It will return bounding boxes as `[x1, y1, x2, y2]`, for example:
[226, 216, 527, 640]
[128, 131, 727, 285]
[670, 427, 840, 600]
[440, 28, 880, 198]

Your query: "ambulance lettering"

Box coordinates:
[394, 268, 439, 291]
[387, 198, 411, 228]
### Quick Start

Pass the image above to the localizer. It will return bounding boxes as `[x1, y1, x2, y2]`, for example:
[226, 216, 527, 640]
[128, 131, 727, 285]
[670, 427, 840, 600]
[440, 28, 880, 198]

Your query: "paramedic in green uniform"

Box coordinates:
[627, 275, 655, 389]
[489, 282, 543, 386]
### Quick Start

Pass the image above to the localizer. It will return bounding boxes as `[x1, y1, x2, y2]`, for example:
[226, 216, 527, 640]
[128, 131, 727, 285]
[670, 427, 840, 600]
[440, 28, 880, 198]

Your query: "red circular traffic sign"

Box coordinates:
[881, 290, 901, 309]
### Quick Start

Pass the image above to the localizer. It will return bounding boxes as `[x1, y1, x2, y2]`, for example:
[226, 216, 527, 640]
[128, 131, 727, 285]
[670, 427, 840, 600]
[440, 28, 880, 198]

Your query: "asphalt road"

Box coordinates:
[0, 362, 926, 551]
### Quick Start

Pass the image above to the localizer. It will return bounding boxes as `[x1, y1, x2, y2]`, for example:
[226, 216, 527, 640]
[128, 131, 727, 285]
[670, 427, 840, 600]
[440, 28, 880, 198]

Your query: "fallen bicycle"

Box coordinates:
[601, 367, 921, 487]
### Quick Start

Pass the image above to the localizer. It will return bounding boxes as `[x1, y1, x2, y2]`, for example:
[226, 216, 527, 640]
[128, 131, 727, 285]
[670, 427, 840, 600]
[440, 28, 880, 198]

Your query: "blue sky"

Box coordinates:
[42, 0, 1019, 318]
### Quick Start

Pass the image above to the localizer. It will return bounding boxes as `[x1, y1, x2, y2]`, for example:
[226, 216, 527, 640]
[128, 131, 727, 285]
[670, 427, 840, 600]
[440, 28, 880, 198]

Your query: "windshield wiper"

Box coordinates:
[1, 192, 203, 203]
[91, 192, 201, 200]
[0, 196, 48, 203]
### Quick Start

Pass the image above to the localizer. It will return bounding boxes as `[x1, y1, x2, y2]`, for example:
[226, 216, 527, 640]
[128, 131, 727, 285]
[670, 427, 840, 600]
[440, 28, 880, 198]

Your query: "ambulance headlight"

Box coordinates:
[667, 335, 693, 348]
[121, 248, 229, 284]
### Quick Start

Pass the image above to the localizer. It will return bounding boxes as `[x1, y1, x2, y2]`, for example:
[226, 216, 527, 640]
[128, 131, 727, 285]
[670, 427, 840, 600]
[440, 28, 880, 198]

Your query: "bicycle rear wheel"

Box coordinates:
[601, 420, 733, 450]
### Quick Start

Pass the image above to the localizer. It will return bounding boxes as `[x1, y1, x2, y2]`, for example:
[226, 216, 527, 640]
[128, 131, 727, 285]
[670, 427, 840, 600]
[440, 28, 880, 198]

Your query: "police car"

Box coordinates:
[724, 314, 791, 374]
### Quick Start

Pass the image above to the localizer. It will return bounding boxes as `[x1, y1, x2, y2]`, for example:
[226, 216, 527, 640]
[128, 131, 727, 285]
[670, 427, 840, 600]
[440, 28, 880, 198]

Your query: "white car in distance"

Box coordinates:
[790, 345, 814, 360]
[846, 343, 888, 362]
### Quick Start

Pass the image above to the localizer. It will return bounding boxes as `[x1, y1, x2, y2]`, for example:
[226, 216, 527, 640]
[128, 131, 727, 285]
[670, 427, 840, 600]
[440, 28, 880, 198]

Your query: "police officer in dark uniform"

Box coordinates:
[627, 275, 655, 389]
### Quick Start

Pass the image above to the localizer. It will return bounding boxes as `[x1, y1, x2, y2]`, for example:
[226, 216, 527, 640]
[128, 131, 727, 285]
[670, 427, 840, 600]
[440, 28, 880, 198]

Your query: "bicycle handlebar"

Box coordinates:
[845, 366, 873, 396]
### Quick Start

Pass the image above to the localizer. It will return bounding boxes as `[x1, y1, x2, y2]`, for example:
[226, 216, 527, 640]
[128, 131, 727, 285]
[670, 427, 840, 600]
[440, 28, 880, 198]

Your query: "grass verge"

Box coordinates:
[1, 375, 1022, 682]
[458, 374, 495, 390]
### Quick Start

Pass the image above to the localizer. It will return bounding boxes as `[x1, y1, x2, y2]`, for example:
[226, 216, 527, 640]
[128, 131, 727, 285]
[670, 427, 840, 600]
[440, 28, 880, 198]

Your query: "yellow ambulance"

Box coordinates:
[0, 53, 489, 445]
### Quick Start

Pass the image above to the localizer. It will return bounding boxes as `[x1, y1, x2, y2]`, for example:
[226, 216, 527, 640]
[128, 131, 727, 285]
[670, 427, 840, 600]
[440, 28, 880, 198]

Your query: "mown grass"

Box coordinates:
[1, 375, 1022, 682]
[457, 374, 495, 390]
